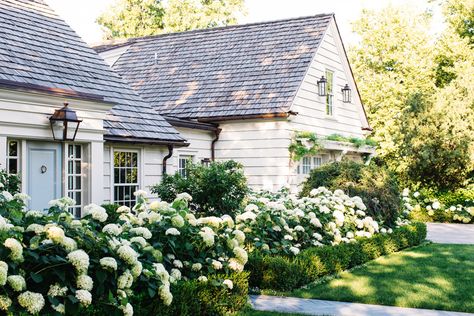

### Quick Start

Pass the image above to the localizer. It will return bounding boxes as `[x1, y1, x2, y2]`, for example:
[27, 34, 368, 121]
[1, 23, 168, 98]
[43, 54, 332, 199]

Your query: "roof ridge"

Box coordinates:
[92, 13, 334, 50]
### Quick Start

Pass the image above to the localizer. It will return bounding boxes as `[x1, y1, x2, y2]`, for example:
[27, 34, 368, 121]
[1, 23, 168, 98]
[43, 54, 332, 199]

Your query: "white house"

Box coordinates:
[95, 14, 375, 190]
[0, 0, 373, 213]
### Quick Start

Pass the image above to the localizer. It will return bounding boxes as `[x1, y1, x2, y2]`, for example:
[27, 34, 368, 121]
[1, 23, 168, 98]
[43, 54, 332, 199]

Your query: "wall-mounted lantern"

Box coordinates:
[317, 76, 327, 96]
[341, 84, 352, 103]
[49, 101, 82, 141]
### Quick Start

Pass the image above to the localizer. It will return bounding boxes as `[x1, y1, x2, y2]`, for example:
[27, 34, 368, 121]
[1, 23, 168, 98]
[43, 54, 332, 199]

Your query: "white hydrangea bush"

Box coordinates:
[0, 188, 243, 315]
[234, 187, 397, 256]
[401, 188, 474, 223]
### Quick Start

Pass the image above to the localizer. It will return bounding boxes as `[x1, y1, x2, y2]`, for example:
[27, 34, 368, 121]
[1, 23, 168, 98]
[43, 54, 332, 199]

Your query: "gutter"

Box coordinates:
[211, 128, 222, 161]
[162, 145, 174, 175]
[164, 116, 219, 131]
[104, 135, 189, 147]
[197, 111, 297, 123]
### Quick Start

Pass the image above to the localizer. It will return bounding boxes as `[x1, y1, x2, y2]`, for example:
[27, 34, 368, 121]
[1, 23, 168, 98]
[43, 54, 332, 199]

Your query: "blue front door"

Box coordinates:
[27, 142, 62, 211]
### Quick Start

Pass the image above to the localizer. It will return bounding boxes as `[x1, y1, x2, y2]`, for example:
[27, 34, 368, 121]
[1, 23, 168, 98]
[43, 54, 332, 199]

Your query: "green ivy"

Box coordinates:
[289, 132, 377, 161]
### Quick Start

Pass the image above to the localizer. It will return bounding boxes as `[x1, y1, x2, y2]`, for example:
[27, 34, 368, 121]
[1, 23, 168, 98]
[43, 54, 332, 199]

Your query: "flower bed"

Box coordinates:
[0, 188, 248, 315]
[235, 187, 403, 257]
[246, 222, 427, 291]
[401, 188, 474, 223]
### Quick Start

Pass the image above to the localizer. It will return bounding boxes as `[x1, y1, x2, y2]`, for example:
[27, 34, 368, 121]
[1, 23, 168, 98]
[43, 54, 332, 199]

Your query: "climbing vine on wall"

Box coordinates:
[288, 132, 377, 162]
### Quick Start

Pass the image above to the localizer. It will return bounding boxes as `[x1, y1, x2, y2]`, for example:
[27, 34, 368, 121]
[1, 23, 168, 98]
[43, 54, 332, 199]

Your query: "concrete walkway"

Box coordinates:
[426, 223, 474, 244]
[250, 295, 474, 316]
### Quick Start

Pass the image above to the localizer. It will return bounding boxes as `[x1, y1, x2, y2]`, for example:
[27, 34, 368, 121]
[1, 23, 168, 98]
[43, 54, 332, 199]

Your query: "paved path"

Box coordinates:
[426, 223, 474, 244]
[250, 295, 474, 316]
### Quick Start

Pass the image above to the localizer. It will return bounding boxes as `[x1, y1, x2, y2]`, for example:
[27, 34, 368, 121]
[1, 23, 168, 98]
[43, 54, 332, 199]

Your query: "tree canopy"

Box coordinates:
[350, 1, 474, 191]
[97, 0, 246, 39]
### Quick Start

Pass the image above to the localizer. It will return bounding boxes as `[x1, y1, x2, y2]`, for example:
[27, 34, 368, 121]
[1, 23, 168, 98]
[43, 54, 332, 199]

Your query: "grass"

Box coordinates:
[290, 243, 474, 313]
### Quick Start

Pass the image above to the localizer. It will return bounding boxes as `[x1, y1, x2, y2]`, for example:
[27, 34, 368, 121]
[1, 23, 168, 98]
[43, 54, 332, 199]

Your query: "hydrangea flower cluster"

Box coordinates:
[401, 188, 473, 224]
[0, 183, 242, 315]
[234, 187, 391, 256]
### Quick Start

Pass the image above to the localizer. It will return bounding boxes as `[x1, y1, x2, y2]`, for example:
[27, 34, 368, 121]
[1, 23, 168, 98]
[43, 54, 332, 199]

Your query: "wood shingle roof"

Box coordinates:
[0, 0, 185, 144]
[99, 14, 333, 120]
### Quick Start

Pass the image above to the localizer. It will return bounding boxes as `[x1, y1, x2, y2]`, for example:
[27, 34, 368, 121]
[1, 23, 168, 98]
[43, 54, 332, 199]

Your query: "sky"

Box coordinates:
[44, 0, 444, 46]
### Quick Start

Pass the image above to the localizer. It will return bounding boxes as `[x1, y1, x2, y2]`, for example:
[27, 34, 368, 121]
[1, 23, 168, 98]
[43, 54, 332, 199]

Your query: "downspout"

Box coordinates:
[211, 127, 222, 161]
[162, 145, 174, 175]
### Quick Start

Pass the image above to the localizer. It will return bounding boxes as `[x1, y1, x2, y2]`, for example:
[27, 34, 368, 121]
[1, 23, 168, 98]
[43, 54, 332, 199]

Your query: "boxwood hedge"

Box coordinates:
[247, 222, 426, 291]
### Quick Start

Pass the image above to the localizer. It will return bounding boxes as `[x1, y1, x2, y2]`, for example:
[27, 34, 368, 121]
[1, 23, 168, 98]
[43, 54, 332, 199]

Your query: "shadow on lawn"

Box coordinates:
[292, 244, 474, 313]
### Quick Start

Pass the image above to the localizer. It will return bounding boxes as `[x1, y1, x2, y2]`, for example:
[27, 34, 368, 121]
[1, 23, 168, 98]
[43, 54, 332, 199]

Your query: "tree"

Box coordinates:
[350, 3, 474, 190]
[349, 6, 436, 166]
[97, 0, 245, 39]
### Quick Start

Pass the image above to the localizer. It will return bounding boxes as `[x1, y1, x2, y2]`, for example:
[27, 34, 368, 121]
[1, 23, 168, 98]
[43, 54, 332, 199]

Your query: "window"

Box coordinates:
[178, 155, 193, 177]
[66, 144, 82, 218]
[114, 151, 139, 207]
[6, 140, 19, 175]
[325, 70, 334, 116]
[302, 157, 311, 174]
[298, 156, 323, 175]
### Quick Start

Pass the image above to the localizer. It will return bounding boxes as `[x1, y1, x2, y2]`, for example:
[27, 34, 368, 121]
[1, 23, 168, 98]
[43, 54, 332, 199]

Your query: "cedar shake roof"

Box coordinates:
[0, 0, 185, 144]
[97, 14, 333, 120]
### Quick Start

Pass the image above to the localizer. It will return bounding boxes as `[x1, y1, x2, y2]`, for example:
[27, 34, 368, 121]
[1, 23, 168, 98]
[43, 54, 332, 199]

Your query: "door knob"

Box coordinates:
[40, 165, 47, 173]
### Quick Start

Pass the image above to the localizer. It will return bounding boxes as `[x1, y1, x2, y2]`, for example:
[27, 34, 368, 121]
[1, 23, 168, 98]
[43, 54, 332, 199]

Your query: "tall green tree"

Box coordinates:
[97, 0, 245, 39]
[349, 6, 436, 165]
[350, 3, 474, 190]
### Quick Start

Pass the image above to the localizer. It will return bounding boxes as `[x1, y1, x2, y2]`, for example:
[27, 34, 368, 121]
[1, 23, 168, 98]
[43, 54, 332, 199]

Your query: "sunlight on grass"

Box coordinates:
[291, 244, 474, 313]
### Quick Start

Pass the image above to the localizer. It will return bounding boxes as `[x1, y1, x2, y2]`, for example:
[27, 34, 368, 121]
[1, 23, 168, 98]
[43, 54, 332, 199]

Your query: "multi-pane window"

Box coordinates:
[66, 144, 82, 218]
[302, 157, 311, 174]
[114, 151, 139, 207]
[178, 155, 193, 178]
[6, 140, 19, 175]
[298, 156, 323, 175]
[325, 70, 334, 116]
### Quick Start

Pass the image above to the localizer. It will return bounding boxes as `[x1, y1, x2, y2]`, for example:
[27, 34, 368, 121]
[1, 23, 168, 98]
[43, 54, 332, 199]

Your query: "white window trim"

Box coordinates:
[64, 143, 83, 218]
[6, 139, 20, 175]
[325, 69, 335, 117]
[110, 147, 143, 206]
[297, 155, 324, 175]
[178, 154, 195, 178]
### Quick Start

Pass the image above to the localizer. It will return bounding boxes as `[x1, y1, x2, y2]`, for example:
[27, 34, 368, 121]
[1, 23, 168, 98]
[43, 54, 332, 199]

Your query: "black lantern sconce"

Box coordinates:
[317, 76, 327, 96]
[341, 84, 351, 103]
[49, 101, 82, 141]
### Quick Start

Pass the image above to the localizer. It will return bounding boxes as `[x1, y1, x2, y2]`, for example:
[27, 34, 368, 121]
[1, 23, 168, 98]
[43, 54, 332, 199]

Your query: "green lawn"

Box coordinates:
[290, 244, 474, 313]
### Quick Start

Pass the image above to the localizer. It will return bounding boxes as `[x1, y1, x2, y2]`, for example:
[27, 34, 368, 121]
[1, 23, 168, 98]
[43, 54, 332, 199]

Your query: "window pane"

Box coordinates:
[75, 145, 81, 159]
[75, 161, 81, 174]
[113, 151, 139, 207]
[8, 141, 18, 156]
[8, 159, 17, 174]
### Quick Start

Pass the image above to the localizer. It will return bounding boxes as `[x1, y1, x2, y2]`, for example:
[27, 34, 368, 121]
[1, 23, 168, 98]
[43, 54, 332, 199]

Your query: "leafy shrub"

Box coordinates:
[0, 170, 20, 194]
[238, 187, 387, 257]
[402, 188, 474, 223]
[247, 222, 426, 291]
[0, 184, 247, 314]
[134, 272, 249, 315]
[301, 160, 401, 226]
[152, 160, 248, 216]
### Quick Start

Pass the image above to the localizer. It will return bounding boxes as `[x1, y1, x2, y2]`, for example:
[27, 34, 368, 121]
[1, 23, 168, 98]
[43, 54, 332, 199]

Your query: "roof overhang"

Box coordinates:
[164, 116, 219, 131]
[321, 139, 376, 154]
[0, 79, 114, 105]
[197, 111, 298, 123]
[104, 135, 189, 147]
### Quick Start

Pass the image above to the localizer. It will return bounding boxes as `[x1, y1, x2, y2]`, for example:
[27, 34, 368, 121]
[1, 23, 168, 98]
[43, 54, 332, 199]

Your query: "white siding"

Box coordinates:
[103, 144, 168, 203]
[172, 127, 214, 169]
[289, 19, 367, 138]
[215, 119, 292, 191]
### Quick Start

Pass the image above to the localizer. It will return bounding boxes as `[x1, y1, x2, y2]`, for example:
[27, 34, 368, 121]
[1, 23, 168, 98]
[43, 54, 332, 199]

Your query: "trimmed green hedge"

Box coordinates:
[247, 223, 426, 291]
[133, 272, 249, 316]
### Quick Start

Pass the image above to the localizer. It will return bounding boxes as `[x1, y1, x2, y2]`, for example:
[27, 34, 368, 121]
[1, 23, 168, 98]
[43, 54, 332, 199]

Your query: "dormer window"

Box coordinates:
[325, 70, 334, 116]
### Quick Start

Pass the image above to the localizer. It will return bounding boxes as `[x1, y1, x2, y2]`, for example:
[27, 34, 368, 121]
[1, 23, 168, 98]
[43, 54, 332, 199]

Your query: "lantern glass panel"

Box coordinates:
[66, 121, 80, 141]
[317, 76, 327, 96]
[51, 121, 64, 141]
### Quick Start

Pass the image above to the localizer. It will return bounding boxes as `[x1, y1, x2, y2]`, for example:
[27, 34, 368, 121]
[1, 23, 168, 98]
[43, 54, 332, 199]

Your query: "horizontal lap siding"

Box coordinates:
[173, 127, 214, 169]
[104, 144, 168, 203]
[216, 120, 292, 191]
[289, 21, 365, 138]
